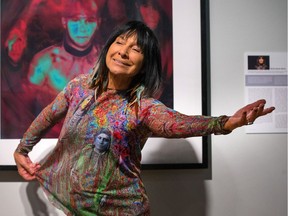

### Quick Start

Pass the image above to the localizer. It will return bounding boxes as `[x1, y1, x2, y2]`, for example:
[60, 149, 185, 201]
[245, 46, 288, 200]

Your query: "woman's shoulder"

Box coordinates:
[140, 97, 164, 109]
[68, 74, 91, 87]
[63, 74, 94, 96]
[64, 74, 94, 101]
[137, 97, 174, 120]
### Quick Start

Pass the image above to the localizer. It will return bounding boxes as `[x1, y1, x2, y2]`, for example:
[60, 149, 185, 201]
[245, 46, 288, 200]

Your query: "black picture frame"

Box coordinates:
[141, 0, 211, 169]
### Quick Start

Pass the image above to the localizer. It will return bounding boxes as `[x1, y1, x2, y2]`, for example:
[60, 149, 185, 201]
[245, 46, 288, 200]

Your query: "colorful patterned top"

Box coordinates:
[16, 74, 230, 215]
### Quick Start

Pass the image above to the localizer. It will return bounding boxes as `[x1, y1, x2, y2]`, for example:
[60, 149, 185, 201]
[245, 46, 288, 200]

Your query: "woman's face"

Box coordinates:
[106, 34, 144, 79]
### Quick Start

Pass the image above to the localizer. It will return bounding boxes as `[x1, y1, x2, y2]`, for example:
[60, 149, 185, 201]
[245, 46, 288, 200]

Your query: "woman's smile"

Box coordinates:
[112, 58, 131, 67]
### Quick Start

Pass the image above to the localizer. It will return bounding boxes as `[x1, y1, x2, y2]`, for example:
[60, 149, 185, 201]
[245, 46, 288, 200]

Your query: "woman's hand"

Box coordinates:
[14, 152, 41, 181]
[224, 99, 275, 131]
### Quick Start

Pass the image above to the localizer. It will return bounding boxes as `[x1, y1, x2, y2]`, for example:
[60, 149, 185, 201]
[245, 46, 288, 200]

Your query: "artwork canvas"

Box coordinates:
[0, 0, 210, 169]
[1, 0, 173, 139]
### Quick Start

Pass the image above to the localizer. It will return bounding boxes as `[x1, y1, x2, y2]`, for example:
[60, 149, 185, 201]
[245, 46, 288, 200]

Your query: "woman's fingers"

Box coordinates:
[262, 106, 275, 116]
[14, 152, 40, 181]
[224, 99, 275, 131]
[18, 166, 37, 180]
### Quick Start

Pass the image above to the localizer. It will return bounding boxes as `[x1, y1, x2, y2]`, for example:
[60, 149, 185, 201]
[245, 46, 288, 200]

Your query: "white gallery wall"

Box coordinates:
[0, 0, 287, 216]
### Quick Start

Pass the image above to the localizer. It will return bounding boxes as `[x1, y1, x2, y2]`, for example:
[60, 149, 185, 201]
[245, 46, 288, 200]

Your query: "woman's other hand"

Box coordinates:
[224, 99, 275, 131]
[14, 152, 41, 181]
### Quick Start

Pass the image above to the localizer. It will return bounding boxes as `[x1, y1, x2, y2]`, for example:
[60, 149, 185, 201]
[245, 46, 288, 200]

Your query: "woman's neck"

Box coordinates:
[107, 73, 132, 90]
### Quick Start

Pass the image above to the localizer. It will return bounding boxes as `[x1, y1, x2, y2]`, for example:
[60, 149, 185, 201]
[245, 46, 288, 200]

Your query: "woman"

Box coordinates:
[14, 21, 275, 215]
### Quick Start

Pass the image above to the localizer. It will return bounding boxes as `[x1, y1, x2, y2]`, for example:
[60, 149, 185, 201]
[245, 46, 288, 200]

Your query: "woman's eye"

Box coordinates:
[115, 40, 124, 45]
[132, 47, 141, 53]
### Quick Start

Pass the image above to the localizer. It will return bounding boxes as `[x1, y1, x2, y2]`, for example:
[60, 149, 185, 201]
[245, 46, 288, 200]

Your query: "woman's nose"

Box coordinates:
[118, 46, 129, 58]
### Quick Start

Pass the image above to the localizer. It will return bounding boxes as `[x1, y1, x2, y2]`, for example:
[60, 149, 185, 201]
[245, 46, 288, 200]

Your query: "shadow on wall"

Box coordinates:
[20, 181, 60, 216]
[0, 171, 62, 215]
[25, 182, 59, 216]
[141, 138, 211, 216]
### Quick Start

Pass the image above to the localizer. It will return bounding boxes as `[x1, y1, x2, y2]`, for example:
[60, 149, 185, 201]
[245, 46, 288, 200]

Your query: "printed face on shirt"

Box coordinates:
[106, 34, 144, 80]
[95, 132, 111, 153]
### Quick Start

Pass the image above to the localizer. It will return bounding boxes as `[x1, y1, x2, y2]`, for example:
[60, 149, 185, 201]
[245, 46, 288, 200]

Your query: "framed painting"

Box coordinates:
[0, 0, 210, 170]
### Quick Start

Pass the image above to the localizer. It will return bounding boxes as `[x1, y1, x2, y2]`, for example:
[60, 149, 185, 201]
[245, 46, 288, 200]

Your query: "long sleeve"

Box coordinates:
[15, 87, 70, 155]
[141, 100, 231, 138]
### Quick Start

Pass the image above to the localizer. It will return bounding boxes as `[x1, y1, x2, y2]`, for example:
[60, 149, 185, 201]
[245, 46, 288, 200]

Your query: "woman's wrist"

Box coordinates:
[221, 115, 233, 134]
[15, 144, 30, 156]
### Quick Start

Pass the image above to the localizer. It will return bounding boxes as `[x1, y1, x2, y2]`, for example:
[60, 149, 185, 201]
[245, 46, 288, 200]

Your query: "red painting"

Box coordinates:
[1, 0, 173, 138]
